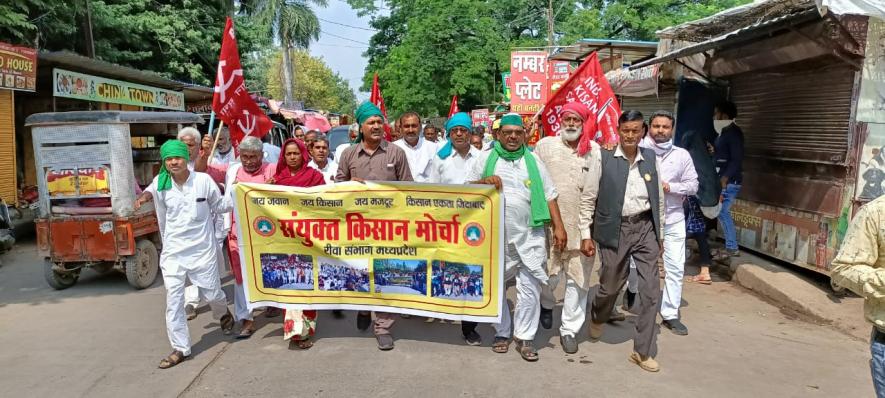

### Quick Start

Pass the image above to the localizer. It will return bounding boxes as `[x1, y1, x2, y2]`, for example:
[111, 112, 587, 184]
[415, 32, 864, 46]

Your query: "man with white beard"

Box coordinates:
[535, 102, 601, 354]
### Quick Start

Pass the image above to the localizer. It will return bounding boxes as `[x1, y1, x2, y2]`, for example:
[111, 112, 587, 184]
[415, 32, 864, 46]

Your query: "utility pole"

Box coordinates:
[547, 0, 554, 54]
[83, 0, 96, 58]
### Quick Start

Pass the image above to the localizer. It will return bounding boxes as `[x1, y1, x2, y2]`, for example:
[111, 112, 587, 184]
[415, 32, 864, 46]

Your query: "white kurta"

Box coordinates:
[431, 146, 482, 184]
[465, 149, 557, 282]
[394, 138, 438, 182]
[147, 171, 232, 355]
[309, 159, 339, 184]
[211, 149, 236, 166]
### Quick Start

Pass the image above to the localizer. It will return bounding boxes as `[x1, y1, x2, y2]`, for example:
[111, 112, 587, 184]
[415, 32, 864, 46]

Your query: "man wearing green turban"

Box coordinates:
[465, 114, 566, 362]
[135, 139, 235, 369]
[335, 101, 413, 351]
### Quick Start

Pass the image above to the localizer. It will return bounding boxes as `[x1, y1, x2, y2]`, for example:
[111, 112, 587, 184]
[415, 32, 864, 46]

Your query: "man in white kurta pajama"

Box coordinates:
[138, 140, 233, 369]
[466, 114, 566, 362]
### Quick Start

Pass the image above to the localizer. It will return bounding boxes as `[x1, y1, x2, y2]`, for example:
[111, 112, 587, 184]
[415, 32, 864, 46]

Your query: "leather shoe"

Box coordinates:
[376, 334, 395, 350]
[589, 322, 604, 341]
[539, 308, 553, 330]
[356, 311, 371, 331]
[662, 319, 689, 335]
[608, 308, 626, 323]
[560, 335, 578, 354]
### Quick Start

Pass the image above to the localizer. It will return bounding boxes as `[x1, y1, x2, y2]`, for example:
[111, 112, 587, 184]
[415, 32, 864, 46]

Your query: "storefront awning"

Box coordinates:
[630, 8, 821, 70]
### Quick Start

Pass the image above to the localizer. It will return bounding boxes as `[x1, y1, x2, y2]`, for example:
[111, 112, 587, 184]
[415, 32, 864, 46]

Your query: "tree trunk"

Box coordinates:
[281, 46, 295, 105]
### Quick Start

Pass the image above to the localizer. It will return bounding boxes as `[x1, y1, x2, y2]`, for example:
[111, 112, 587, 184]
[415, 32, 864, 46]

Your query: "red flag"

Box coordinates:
[541, 52, 621, 154]
[212, 17, 273, 146]
[369, 73, 392, 140]
[448, 95, 459, 117]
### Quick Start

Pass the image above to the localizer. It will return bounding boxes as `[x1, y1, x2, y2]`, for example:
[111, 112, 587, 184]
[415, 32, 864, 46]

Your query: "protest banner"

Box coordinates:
[233, 181, 504, 323]
[541, 52, 620, 145]
[509, 51, 548, 114]
[471, 109, 490, 129]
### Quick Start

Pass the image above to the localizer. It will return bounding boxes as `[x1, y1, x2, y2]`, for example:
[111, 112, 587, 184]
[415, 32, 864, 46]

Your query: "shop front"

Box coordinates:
[632, 0, 883, 276]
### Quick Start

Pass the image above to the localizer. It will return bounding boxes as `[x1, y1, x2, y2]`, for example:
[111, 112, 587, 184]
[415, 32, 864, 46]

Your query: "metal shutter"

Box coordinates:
[621, 88, 677, 118]
[0, 90, 16, 204]
[730, 64, 855, 165]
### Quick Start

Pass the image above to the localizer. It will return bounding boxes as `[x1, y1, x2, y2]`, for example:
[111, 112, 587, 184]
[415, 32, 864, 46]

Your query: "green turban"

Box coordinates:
[157, 140, 190, 191]
[499, 113, 524, 128]
[353, 101, 384, 144]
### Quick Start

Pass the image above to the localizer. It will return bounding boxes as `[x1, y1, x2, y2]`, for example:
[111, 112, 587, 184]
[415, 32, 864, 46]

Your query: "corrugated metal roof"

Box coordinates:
[549, 39, 659, 63]
[631, 8, 821, 69]
[657, 0, 817, 42]
[39, 51, 187, 90]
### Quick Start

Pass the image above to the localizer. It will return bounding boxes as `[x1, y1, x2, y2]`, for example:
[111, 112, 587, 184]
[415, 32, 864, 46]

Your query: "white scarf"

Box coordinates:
[643, 135, 672, 157]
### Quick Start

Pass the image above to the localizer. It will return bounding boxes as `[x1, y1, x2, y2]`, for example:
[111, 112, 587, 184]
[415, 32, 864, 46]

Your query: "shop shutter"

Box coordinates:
[730, 64, 855, 165]
[0, 90, 16, 204]
[620, 88, 678, 119]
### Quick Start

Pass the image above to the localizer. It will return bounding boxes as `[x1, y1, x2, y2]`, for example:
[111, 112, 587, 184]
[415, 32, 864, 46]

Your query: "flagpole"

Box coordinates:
[208, 120, 225, 165]
[207, 110, 216, 139]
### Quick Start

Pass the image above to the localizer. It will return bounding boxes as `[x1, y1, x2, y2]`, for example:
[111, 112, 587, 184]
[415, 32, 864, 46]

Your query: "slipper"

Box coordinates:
[492, 337, 511, 354]
[288, 338, 314, 350]
[158, 350, 188, 369]
[514, 338, 539, 362]
[236, 326, 255, 339]
[689, 275, 712, 285]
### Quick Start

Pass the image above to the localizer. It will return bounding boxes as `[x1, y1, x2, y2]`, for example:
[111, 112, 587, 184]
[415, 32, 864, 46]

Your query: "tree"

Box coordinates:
[263, 49, 357, 114]
[0, 0, 271, 86]
[350, 0, 750, 115]
[246, 0, 327, 105]
[559, 0, 751, 43]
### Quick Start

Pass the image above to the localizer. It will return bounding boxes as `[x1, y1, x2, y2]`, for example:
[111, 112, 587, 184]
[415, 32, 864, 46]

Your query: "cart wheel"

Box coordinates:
[92, 262, 115, 275]
[126, 239, 159, 289]
[44, 259, 79, 290]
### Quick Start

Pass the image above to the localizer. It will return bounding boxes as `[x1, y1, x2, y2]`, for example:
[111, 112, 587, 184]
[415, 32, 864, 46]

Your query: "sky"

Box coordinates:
[308, 1, 378, 102]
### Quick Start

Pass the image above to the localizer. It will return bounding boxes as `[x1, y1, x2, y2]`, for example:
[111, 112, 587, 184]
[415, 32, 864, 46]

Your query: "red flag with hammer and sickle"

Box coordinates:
[213, 17, 273, 145]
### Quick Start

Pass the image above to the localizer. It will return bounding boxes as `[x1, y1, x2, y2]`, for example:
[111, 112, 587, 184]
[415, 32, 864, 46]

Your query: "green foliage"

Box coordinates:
[263, 49, 357, 113]
[351, 0, 748, 116]
[0, 0, 271, 87]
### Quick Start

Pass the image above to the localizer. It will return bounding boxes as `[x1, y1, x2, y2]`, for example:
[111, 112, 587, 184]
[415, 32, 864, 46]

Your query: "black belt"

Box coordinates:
[873, 327, 885, 344]
[622, 210, 651, 223]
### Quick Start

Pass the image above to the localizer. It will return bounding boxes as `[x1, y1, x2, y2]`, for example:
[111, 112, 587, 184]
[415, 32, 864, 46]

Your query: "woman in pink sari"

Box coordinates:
[274, 138, 326, 349]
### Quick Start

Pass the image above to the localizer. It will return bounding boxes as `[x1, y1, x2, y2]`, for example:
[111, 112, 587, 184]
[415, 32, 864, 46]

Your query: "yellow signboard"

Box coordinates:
[233, 181, 504, 322]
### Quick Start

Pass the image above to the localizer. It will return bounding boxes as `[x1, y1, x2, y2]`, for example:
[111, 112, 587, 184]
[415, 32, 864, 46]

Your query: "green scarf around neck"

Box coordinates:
[482, 141, 551, 227]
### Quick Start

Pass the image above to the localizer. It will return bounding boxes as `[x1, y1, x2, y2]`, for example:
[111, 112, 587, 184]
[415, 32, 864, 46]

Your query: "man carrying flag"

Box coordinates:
[465, 114, 567, 362]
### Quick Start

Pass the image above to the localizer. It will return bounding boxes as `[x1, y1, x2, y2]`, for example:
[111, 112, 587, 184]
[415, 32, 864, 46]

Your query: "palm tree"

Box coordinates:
[250, 0, 327, 105]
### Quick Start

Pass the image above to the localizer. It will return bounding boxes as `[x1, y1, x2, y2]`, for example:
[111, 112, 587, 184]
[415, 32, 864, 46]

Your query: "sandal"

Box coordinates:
[158, 350, 188, 369]
[492, 337, 511, 354]
[690, 274, 712, 285]
[288, 338, 314, 350]
[514, 338, 539, 362]
[219, 311, 234, 335]
[237, 321, 255, 339]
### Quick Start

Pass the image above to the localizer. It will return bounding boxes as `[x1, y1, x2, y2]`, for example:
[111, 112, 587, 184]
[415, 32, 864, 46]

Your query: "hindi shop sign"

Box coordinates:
[233, 181, 504, 322]
[471, 109, 490, 129]
[53, 68, 184, 111]
[509, 51, 548, 114]
[0, 42, 37, 92]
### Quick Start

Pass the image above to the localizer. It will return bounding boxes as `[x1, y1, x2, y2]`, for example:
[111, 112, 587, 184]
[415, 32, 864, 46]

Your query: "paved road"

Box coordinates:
[0, 240, 873, 397]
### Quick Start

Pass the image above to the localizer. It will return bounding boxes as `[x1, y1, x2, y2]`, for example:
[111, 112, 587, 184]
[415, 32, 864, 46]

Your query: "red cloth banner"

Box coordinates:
[541, 52, 620, 147]
[509, 51, 548, 114]
[213, 17, 273, 145]
[448, 95, 459, 117]
[370, 73, 392, 140]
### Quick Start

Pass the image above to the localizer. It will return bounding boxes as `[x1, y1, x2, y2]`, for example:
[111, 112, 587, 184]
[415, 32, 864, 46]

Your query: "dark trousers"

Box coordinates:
[592, 214, 661, 358]
[462, 321, 477, 336]
[689, 230, 712, 265]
